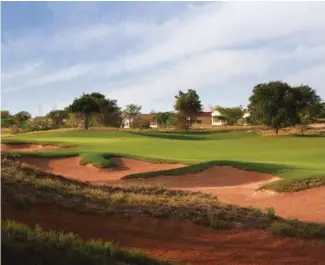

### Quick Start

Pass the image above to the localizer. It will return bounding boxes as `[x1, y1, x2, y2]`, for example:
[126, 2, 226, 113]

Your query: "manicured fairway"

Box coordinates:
[3, 130, 325, 179]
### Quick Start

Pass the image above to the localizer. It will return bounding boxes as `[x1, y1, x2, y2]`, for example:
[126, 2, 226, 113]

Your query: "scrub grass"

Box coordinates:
[2, 154, 325, 241]
[2, 220, 176, 265]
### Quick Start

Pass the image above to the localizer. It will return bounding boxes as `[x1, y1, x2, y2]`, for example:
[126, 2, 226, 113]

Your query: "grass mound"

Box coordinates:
[2, 153, 325, 241]
[270, 219, 325, 240]
[262, 176, 325, 192]
[79, 153, 118, 168]
[2, 220, 175, 265]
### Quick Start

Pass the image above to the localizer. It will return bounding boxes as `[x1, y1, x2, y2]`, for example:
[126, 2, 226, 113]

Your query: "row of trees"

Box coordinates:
[2, 81, 325, 133]
[166, 81, 324, 133]
[1, 111, 31, 128]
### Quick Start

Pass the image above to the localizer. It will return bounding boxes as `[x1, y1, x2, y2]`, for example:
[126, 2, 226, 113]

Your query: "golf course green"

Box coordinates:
[2, 130, 325, 180]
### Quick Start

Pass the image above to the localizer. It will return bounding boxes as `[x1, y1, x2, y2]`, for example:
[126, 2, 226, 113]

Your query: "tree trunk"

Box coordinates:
[84, 114, 89, 129]
[301, 126, 304, 136]
[275, 128, 279, 135]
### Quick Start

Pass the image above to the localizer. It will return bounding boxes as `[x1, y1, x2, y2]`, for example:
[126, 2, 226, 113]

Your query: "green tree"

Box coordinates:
[249, 81, 298, 134]
[122, 104, 142, 128]
[174, 89, 202, 130]
[46, 110, 68, 127]
[97, 98, 121, 127]
[68, 93, 105, 129]
[14, 111, 31, 127]
[293, 85, 321, 135]
[154, 112, 174, 127]
[311, 102, 325, 119]
[1, 111, 15, 128]
[249, 81, 321, 134]
[215, 106, 244, 125]
[1, 110, 10, 119]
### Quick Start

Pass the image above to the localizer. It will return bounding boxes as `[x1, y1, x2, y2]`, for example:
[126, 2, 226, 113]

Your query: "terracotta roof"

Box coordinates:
[198, 111, 212, 117]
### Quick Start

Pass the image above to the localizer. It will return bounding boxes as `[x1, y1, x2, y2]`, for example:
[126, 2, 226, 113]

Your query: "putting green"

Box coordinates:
[2, 130, 325, 179]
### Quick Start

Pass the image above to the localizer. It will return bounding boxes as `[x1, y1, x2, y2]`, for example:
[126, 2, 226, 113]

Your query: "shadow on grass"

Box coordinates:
[123, 160, 298, 179]
[129, 131, 206, 140]
[291, 134, 325, 138]
[129, 131, 255, 141]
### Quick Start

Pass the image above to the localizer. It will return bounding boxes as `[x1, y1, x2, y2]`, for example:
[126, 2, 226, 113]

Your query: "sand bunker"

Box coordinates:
[3, 204, 325, 265]
[1, 143, 59, 152]
[126, 168, 325, 223]
[16, 156, 325, 223]
[18, 156, 184, 183]
[124, 165, 280, 188]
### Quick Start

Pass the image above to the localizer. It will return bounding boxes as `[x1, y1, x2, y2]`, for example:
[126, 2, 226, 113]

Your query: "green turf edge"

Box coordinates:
[3, 142, 325, 193]
[1, 138, 77, 148]
[123, 160, 292, 179]
[1, 220, 177, 265]
[260, 176, 325, 192]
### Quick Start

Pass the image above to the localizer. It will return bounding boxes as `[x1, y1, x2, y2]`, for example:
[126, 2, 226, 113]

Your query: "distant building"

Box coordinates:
[120, 108, 250, 128]
[211, 110, 226, 126]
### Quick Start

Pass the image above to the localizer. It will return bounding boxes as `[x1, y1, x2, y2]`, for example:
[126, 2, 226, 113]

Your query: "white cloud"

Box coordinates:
[2, 1, 325, 115]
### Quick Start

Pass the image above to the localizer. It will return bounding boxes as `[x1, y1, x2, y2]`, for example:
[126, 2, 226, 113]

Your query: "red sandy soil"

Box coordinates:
[126, 169, 325, 223]
[18, 156, 183, 183]
[1, 143, 59, 152]
[3, 204, 325, 265]
[15, 156, 325, 223]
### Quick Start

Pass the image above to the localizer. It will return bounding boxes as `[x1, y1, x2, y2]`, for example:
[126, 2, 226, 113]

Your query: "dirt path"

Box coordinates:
[3, 204, 325, 265]
[16, 156, 325, 223]
[1, 143, 59, 152]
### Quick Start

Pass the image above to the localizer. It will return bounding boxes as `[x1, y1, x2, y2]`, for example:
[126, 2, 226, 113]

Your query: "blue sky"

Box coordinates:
[2, 1, 325, 117]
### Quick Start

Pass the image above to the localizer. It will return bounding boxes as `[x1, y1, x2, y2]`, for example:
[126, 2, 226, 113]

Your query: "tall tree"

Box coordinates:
[249, 81, 298, 134]
[215, 106, 244, 125]
[174, 89, 202, 130]
[46, 110, 68, 126]
[14, 111, 31, 126]
[249, 81, 321, 134]
[97, 98, 121, 127]
[68, 93, 105, 129]
[293, 85, 321, 135]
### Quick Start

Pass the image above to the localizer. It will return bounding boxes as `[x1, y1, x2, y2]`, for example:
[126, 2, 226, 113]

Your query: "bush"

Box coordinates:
[270, 220, 325, 240]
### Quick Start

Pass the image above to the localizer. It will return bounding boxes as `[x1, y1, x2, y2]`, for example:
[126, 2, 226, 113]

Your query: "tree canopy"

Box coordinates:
[174, 89, 202, 129]
[69, 93, 119, 129]
[46, 110, 68, 126]
[249, 81, 321, 134]
[153, 112, 175, 127]
[1, 111, 15, 128]
[123, 104, 142, 117]
[311, 102, 325, 119]
[215, 106, 244, 125]
[97, 99, 121, 127]
[14, 111, 31, 126]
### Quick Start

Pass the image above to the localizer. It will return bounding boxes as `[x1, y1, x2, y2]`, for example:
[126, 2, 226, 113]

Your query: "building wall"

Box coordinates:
[196, 115, 212, 125]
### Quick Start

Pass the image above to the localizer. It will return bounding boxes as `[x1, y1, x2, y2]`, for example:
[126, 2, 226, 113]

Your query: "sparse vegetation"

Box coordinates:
[2, 154, 325, 241]
[270, 219, 325, 240]
[2, 220, 176, 265]
[261, 176, 325, 192]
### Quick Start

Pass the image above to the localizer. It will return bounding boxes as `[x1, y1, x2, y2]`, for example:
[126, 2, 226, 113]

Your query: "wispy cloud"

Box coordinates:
[2, 2, 325, 115]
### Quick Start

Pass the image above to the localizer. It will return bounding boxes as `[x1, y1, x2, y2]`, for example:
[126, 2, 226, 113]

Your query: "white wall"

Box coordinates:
[211, 110, 226, 126]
